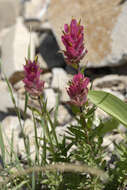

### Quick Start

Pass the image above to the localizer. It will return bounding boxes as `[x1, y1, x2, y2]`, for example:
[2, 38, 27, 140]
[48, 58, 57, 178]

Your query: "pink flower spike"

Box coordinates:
[64, 24, 69, 33]
[61, 18, 87, 65]
[23, 58, 45, 96]
[67, 73, 90, 107]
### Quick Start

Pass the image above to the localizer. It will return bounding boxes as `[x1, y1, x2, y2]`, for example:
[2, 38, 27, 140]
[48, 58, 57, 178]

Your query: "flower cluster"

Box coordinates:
[23, 18, 89, 107]
[23, 58, 45, 96]
[67, 73, 89, 107]
[61, 19, 87, 65]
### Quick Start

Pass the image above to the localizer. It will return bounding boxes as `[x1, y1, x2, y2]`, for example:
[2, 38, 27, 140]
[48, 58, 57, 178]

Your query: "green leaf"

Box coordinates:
[71, 104, 80, 115]
[24, 91, 28, 116]
[54, 94, 60, 127]
[27, 26, 31, 60]
[32, 171, 35, 190]
[11, 180, 29, 190]
[80, 65, 87, 74]
[88, 90, 127, 127]
[0, 124, 5, 167]
[68, 127, 85, 138]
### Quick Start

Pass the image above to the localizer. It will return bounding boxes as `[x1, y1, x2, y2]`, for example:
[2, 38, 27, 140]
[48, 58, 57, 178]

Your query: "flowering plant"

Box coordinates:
[23, 57, 45, 96]
[67, 72, 89, 106]
[61, 19, 87, 66]
[1, 18, 127, 190]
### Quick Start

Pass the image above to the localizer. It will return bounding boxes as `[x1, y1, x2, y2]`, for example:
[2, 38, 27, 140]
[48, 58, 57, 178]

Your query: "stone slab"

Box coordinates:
[1, 17, 37, 80]
[0, 0, 20, 31]
[48, 0, 127, 67]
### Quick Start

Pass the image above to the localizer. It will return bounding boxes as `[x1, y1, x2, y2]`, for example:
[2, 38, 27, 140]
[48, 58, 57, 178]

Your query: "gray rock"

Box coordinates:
[93, 75, 127, 100]
[108, 3, 127, 66]
[40, 72, 52, 83]
[37, 53, 48, 69]
[13, 81, 25, 94]
[118, 124, 127, 133]
[51, 68, 68, 89]
[1, 117, 43, 162]
[1, 116, 22, 162]
[48, 0, 127, 67]
[93, 75, 127, 119]
[18, 118, 44, 160]
[51, 68, 71, 102]
[1, 17, 37, 81]
[44, 88, 57, 110]
[95, 108, 109, 120]
[0, 80, 31, 120]
[23, 118, 34, 135]
[40, 72, 52, 88]
[102, 133, 123, 152]
[57, 105, 72, 125]
[0, 0, 20, 31]
[18, 131, 43, 161]
[56, 120, 79, 139]
[0, 81, 16, 113]
[38, 30, 66, 68]
[24, 0, 50, 20]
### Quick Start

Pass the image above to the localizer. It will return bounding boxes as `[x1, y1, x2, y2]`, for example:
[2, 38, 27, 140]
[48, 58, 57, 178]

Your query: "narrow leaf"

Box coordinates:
[88, 90, 127, 127]
[0, 124, 5, 167]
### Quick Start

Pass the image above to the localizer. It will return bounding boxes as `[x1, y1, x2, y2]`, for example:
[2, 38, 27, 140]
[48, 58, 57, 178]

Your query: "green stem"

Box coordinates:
[77, 63, 80, 73]
[38, 96, 55, 159]
[32, 109, 40, 164]
[5, 76, 28, 155]
[46, 109, 60, 149]
[80, 107, 90, 144]
[40, 119, 47, 165]
[80, 107, 96, 161]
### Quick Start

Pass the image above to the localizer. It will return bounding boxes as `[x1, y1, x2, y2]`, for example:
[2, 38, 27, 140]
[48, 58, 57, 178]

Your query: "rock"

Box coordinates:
[40, 72, 52, 84]
[24, 0, 50, 20]
[118, 124, 127, 133]
[57, 105, 72, 125]
[93, 75, 127, 119]
[48, 0, 127, 67]
[51, 68, 71, 102]
[40, 72, 52, 88]
[23, 119, 34, 135]
[16, 118, 43, 161]
[0, 80, 31, 120]
[95, 108, 109, 120]
[0, 28, 10, 58]
[99, 88, 124, 100]
[23, 119, 44, 160]
[56, 125, 68, 138]
[93, 75, 127, 99]
[1, 116, 22, 162]
[0, 81, 16, 114]
[38, 29, 66, 68]
[0, 116, 44, 162]
[24, 19, 51, 33]
[18, 130, 42, 161]
[102, 133, 123, 152]
[13, 80, 25, 95]
[1, 17, 37, 81]
[37, 53, 48, 69]
[0, 0, 20, 31]
[44, 88, 57, 110]
[56, 119, 78, 139]
[51, 68, 68, 89]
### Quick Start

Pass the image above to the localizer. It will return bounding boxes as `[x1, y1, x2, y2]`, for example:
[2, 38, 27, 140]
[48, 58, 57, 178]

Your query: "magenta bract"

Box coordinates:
[67, 73, 89, 106]
[61, 19, 87, 65]
[23, 58, 45, 96]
